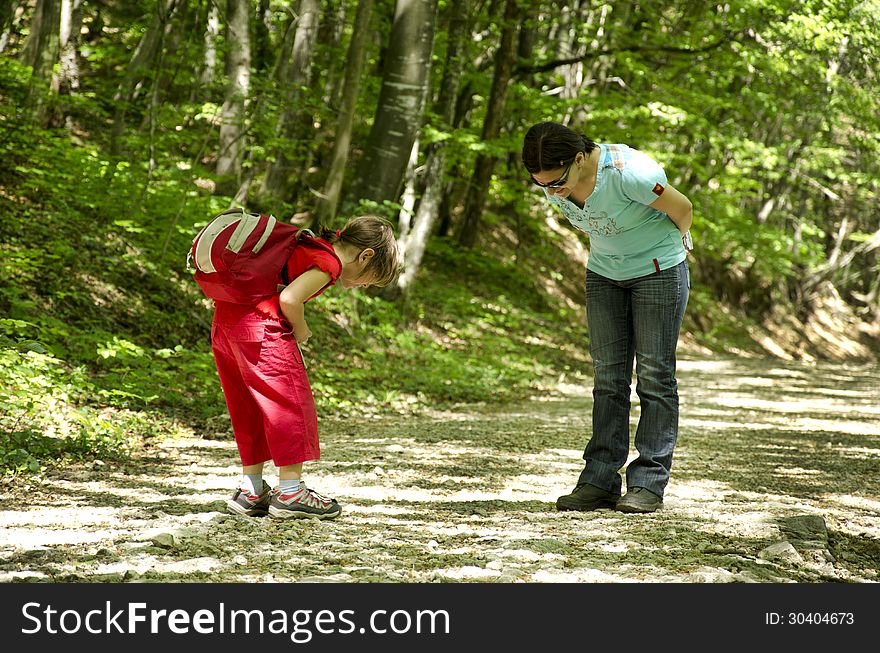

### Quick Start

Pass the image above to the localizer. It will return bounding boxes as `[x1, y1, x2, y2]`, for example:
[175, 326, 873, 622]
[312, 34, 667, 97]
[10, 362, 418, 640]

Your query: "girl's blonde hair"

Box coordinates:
[319, 215, 402, 287]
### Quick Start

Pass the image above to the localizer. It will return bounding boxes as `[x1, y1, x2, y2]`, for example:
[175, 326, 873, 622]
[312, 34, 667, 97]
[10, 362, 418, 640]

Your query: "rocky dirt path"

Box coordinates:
[1, 356, 878, 584]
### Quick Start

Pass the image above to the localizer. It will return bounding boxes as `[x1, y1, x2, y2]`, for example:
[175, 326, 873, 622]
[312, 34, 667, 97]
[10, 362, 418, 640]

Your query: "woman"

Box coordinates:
[522, 121, 692, 513]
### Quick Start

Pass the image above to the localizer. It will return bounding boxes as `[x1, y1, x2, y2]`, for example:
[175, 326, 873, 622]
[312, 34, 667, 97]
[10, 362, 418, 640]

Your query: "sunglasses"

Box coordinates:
[531, 159, 575, 188]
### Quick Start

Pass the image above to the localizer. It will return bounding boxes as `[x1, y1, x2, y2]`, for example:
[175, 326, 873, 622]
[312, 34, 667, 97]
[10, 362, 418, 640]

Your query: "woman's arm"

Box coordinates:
[650, 184, 693, 236]
[278, 267, 331, 345]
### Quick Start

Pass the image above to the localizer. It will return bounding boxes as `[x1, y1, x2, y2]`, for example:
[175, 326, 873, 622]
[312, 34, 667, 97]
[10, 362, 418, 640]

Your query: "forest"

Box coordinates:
[0, 0, 879, 537]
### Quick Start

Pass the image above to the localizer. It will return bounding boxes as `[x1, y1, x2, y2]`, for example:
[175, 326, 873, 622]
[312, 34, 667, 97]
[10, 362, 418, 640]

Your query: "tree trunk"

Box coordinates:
[108, 0, 180, 157]
[457, 0, 519, 248]
[259, 0, 321, 204]
[56, 0, 84, 96]
[199, 1, 220, 88]
[349, 0, 438, 207]
[396, 137, 419, 240]
[315, 0, 348, 110]
[215, 0, 251, 196]
[313, 0, 374, 227]
[254, 0, 271, 72]
[19, 0, 46, 67]
[151, 0, 191, 103]
[0, 0, 18, 53]
[395, 0, 469, 295]
[23, 0, 61, 126]
[508, 8, 538, 259]
[0, 1, 12, 30]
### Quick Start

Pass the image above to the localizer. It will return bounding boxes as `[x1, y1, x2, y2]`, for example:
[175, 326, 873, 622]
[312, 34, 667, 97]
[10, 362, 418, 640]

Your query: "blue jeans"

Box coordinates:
[577, 260, 689, 497]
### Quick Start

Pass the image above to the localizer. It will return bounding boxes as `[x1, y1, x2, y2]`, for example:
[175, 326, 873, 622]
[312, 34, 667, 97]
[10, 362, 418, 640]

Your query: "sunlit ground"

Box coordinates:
[1, 356, 878, 583]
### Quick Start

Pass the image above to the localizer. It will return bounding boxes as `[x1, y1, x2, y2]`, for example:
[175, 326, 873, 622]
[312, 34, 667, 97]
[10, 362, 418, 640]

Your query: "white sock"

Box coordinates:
[240, 474, 263, 494]
[278, 479, 303, 493]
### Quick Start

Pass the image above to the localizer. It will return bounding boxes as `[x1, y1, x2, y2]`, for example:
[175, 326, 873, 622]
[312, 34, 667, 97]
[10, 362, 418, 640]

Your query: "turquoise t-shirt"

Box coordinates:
[543, 143, 686, 281]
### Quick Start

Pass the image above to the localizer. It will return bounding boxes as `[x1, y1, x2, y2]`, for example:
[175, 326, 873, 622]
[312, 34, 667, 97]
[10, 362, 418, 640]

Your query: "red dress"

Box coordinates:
[210, 242, 342, 467]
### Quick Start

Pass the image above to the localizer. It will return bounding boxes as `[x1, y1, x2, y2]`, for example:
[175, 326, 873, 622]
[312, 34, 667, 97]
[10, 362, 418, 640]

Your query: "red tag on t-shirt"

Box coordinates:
[652, 183, 665, 197]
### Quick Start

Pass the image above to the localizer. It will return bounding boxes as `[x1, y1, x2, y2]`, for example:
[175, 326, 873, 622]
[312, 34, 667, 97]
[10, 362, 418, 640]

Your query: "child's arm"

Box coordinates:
[278, 268, 332, 345]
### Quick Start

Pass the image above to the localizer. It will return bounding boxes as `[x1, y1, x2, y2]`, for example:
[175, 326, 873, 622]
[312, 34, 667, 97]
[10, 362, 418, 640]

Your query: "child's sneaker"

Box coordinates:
[268, 484, 342, 520]
[226, 480, 272, 517]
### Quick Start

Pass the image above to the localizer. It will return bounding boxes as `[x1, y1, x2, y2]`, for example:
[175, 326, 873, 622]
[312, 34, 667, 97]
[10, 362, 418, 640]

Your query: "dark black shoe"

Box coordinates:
[616, 487, 663, 513]
[556, 483, 620, 511]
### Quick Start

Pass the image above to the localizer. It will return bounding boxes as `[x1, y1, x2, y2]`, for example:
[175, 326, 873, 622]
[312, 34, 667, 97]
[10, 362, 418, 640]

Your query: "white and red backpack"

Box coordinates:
[187, 207, 334, 304]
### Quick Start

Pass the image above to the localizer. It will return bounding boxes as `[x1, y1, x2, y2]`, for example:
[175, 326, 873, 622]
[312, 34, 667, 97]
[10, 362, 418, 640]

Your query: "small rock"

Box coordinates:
[231, 555, 248, 566]
[758, 541, 804, 564]
[386, 445, 405, 453]
[779, 515, 828, 546]
[151, 533, 176, 548]
[372, 466, 385, 476]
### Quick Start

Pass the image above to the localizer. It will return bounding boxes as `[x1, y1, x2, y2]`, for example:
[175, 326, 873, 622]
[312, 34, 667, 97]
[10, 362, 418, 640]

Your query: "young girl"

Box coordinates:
[212, 215, 402, 520]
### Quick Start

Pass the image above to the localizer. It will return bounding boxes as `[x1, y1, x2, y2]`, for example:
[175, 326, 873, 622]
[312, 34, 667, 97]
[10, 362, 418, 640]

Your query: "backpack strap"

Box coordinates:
[280, 228, 318, 286]
[226, 212, 267, 253]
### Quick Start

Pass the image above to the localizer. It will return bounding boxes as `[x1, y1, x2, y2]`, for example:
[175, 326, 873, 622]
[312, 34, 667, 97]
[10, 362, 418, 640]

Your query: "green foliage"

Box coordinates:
[0, 430, 120, 476]
[0, 334, 131, 475]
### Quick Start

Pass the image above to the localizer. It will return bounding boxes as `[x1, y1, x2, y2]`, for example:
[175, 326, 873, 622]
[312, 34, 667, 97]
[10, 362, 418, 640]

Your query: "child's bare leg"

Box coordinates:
[277, 464, 303, 482]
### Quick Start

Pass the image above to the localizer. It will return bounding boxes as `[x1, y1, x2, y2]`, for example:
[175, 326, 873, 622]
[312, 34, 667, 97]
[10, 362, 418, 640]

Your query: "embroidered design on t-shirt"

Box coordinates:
[584, 211, 622, 237]
[554, 200, 622, 237]
[652, 182, 665, 196]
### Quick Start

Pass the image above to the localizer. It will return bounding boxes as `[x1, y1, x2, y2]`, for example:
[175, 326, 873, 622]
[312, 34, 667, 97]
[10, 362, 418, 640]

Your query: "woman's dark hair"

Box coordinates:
[521, 121, 597, 174]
